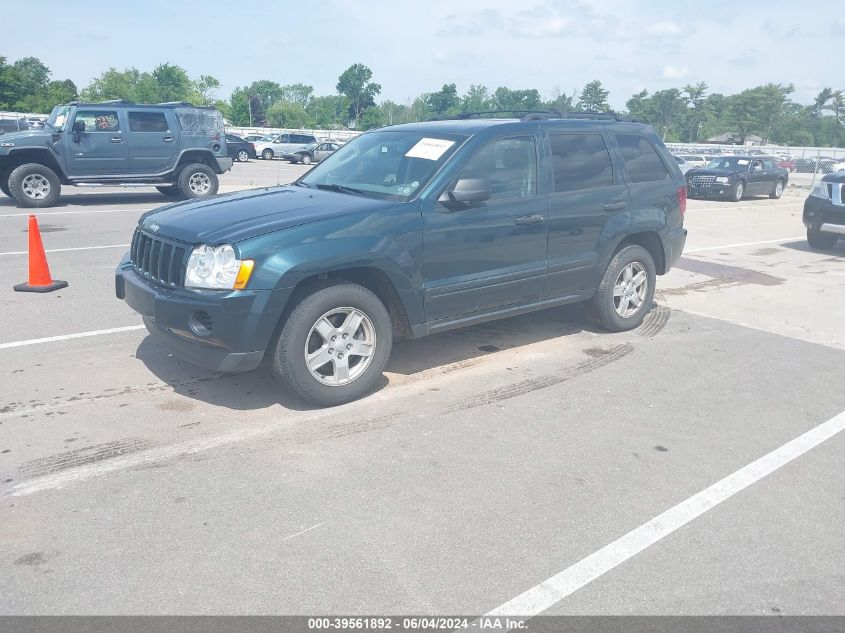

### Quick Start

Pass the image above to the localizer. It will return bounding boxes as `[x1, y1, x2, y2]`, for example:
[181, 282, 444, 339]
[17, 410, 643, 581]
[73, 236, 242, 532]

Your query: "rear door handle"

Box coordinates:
[603, 201, 627, 211]
[110, 137, 123, 143]
[163, 136, 174, 142]
[514, 213, 545, 226]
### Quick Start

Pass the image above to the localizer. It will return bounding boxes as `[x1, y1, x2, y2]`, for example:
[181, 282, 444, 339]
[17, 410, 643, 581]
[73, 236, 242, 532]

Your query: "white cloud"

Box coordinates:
[645, 20, 681, 35]
[661, 65, 689, 80]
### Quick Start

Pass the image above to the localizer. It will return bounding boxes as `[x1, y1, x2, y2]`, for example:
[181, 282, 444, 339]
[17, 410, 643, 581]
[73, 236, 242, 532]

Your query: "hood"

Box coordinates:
[139, 185, 391, 244]
[0, 129, 54, 148]
[685, 167, 744, 177]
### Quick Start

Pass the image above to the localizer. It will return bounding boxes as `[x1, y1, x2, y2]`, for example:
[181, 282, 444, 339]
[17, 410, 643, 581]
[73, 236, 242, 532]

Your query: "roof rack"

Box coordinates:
[444, 109, 636, 123]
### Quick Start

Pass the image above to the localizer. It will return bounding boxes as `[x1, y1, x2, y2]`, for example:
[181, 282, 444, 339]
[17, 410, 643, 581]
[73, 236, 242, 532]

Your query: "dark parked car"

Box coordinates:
[0, 118, 29, 134]
[226, 134, 256, 162]
[116, 112, 687, 406]
[685, 155, 788, 201]
[0, 100, 232, 207]
[803, 172, 845, 249]
[282, 141, 341, 164]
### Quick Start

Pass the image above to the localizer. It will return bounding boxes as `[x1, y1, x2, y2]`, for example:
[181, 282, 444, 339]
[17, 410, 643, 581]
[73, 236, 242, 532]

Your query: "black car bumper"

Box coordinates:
[115, 255, 291, 373]
[687, 183, 732, 198]
[803, 195, 845, 235]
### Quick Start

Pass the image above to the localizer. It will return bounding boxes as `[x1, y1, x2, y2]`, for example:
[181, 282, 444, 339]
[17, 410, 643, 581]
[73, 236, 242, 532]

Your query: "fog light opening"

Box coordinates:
[189, 311, 214, 337]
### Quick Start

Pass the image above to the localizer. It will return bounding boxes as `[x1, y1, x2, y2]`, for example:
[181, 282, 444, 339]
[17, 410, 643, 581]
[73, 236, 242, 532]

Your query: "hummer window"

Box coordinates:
[129, 112, 169, 133]
[75, 111, 120, 132]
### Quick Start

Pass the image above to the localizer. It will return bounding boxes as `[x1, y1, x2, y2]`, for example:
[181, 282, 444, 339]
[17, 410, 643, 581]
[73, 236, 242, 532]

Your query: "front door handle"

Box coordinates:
[514, 213, 545, 226]
[603, 201, 627, 212]
[110, 137, 123, 143]
[163, 136, 174, 142]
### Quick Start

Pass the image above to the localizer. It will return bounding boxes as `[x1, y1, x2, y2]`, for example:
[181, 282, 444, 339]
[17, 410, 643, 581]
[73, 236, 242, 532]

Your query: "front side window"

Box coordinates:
[614, 133, 670, 184]
[550, 133, 614, 193]
[128, 111, 168, 132]
[455, 136, 537, 200]
[75, 111, 120, 132]
[299, 130, 462, 201]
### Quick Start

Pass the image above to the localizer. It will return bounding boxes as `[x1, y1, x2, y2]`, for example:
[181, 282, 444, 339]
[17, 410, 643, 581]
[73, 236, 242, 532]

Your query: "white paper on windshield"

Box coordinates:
[405, 138, 455, 161]
[737, 159, 749, 165]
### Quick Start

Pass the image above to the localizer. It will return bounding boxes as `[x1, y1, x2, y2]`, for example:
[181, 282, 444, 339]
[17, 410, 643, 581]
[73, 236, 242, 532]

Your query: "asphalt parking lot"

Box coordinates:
[0, 161, 843, 615]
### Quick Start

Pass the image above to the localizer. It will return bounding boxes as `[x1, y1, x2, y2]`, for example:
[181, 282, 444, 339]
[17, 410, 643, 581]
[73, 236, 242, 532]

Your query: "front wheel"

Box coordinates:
[272, 282, 392, 406]
[769, 179, 784, 199]
[585, 245, 656, 332]
[730, 180, 745, 202]
[807, 228, 838, 250]
[8, 163, 61, 208]
[176, 163, 218, 199]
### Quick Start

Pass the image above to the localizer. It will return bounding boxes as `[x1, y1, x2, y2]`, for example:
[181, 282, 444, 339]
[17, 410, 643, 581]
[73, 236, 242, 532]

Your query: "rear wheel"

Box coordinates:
[730, 180, 745, 202]
[585, 245, 656, 332]
[807, 228, 838, 250]
[8, 163, 61, 208]
[262, 149, 274, 160]
[236, 150, 250, 162]
[176, 163, 218, 199]
[272, 282, 392, 406]
[769, 179, 784, 199]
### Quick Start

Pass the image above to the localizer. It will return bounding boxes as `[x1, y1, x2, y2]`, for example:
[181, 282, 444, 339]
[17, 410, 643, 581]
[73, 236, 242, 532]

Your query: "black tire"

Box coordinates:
[156, 186, 182, 197]
[262, 149, 274, 160]
[272, 282, 392, 406]
[769, 179, 785, 199]
[236, 150, 249, 162]
[807, 228, 838, 250]
[729, 180, 745, 202]
[0, 170, 11, 198]
[300, 154, 311, 165]
[585, 245, 656, 332]
[8, 163, 61, 208]
[176, 163, 218, 199]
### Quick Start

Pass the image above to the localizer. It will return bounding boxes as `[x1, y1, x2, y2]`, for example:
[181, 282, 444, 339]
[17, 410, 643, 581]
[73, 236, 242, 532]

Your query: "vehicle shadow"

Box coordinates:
[135, 303, 601, 412]
[779, 240, 845, 255]
[0, 192, 170, 209]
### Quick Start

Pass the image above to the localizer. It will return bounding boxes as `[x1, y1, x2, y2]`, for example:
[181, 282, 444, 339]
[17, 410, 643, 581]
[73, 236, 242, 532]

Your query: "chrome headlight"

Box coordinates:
[185, 244, 254, 290]
[809, 182, 830, 199]
[714, 176, 730, 184]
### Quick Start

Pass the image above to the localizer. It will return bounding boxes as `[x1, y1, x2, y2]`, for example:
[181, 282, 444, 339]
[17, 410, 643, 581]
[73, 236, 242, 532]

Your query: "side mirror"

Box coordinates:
[439, 178, 490, 208]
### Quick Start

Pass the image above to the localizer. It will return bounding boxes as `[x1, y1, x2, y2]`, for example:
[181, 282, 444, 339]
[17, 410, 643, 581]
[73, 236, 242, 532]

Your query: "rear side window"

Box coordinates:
[614, 134, 670, 183]
[291, 134, 316, 144]
[128, 111, 168, 132]
[75, 111, 119, 132]
[549, 133, 614, 193]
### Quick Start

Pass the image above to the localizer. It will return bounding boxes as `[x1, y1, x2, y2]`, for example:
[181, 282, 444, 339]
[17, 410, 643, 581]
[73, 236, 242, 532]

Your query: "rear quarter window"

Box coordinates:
[614, 133, 670, 184]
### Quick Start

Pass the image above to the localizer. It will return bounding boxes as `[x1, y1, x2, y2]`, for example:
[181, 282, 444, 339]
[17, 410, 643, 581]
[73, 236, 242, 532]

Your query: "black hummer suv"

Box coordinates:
[116, 111, 688, 406]
[0, 100, 233, 207]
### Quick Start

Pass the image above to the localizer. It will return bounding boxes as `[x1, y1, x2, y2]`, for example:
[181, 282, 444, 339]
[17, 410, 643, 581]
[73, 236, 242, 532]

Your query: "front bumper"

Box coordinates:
[803, 195, 845, 234]
[115, 254, 291, 373]
[687, 182, 732, 197]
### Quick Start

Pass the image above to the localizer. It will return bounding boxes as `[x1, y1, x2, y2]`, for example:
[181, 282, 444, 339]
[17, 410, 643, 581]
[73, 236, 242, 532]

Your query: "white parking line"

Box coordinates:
[486, 409, 845, 617]
[685, 237, 805, 253]
[0, 243, 129, 256]
[0, 208, 149, 218]
[0, 325, 144, 350]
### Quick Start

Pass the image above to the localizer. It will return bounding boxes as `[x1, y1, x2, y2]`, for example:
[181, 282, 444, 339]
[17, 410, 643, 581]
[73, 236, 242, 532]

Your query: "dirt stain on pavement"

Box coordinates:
[14, 552, 47, 566]
[664, 257, 785, 296]
[156, 400, 195, 412]
[19, 438, 154, 478]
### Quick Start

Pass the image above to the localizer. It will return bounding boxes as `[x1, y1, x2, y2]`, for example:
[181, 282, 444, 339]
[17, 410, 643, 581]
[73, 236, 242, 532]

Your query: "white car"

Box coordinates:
[673, 154, 708, 168]
[255, 133, 319, 160]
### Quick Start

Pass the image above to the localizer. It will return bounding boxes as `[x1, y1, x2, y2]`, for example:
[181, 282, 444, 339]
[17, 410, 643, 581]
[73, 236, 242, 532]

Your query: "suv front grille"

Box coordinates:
[130, 229, 188, 287]
[690, 175, 716, 187]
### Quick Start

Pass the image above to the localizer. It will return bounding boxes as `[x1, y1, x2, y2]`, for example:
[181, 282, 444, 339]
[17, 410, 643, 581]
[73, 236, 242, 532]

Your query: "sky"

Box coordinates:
[4, 0, 842, 109]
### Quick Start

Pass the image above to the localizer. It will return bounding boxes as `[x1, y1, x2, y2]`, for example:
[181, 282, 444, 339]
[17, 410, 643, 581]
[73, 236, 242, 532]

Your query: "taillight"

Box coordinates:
[677, 185, 687, 217]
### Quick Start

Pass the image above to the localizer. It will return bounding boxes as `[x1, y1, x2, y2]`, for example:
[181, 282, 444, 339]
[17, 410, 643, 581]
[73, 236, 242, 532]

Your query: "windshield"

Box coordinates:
[705, 157, 751, 170]
[298, 130, 463, 200]
[46, 105, 72, 130]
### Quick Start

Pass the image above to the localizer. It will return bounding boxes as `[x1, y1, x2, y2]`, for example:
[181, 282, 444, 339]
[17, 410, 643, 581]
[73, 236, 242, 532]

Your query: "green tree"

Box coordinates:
[244, 80, 285, 111]
[308, 95, 350, 128]
[461, 84, 492, 113]
[150, 63, 193, 102]
[683, 82, 707, 141]
[545, 86, 576, 113]
[280, 83, 314, 107]
[193, 75, 221, 106]
[426, 83, 459, 115]
[727, 84, 793, 143]
[249, 95, 267, 127]
[577, 80, 609, 112]
[492, 87, 542, 111]
[227, 87, 251, 126]
[266, 101, 309, 128]
[336, 63, 381, 126]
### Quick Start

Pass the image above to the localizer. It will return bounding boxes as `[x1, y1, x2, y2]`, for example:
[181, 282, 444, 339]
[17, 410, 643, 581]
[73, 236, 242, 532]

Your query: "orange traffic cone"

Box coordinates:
[13, 215, 68, 293]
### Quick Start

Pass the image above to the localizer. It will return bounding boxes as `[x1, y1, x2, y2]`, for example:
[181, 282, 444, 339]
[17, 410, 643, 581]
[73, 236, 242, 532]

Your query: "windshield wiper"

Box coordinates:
[313, 183, 367, 196]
